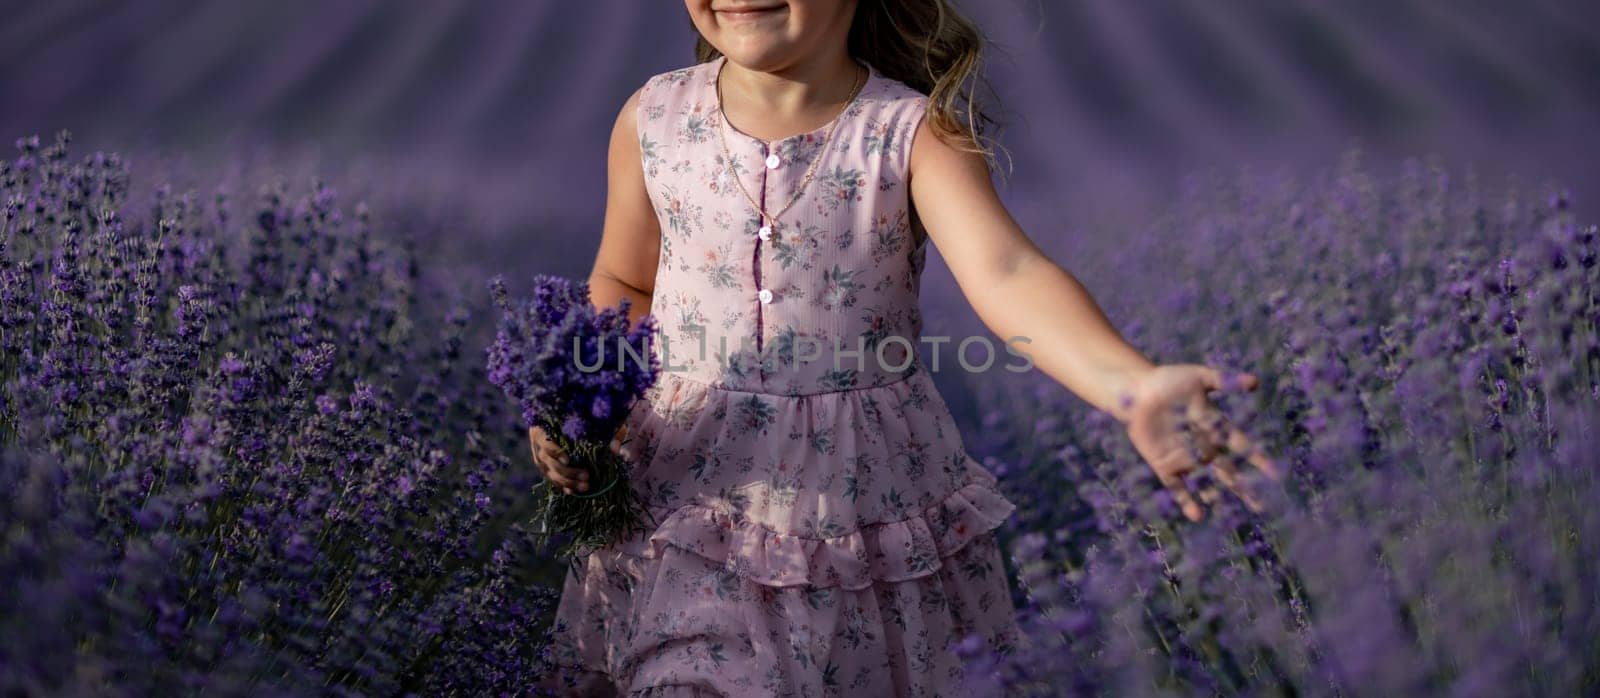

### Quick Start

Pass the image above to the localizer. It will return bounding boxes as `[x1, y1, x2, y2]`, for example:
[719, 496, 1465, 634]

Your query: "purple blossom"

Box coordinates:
[485, 274, 659, 444]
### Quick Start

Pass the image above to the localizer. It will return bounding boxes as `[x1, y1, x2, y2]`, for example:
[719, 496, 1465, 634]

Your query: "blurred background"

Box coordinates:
[7, 4, 1599, 691]
[4, 0, 1597, 287]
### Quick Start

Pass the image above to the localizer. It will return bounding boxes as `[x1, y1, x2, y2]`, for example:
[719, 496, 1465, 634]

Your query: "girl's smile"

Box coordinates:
[715, 2, 790, 24]
[689, 0, 854, 71]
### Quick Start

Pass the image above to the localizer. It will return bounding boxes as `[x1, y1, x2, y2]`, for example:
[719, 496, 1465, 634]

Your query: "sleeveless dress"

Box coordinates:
[546, 55, 1024, 697]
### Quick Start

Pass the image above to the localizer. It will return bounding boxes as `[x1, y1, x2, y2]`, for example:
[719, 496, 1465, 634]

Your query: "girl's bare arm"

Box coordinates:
[588, 86, 662, 328]
[908, 121, 1154, 422]
[909, 118, 1281, 520]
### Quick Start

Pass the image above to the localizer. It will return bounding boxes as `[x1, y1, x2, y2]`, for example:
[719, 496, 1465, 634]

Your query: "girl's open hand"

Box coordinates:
[1121, 364, 1283, 521]
[528, 423, 634, 495]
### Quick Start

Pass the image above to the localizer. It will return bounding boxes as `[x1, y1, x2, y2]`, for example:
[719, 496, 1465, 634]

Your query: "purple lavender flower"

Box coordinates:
[485, 274, 658, 443]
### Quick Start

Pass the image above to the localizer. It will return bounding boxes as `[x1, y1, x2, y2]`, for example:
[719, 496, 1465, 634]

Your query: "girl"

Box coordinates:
[531, 1, 1282, 695]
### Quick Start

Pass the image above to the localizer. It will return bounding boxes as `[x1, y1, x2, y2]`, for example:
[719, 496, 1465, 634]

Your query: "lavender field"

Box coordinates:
[3, 1, 1599, 696]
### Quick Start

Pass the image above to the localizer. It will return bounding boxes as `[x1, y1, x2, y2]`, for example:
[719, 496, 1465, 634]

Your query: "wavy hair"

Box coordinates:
[693, 1, 1010, 178]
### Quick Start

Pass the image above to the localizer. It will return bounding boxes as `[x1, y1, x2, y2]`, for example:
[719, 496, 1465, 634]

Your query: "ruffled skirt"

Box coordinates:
[542, 369, 1024, 697]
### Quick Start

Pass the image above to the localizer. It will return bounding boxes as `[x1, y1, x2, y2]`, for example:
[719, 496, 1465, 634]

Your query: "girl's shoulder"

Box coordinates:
[859, 67, 931, 130]
[863, 68, 927, 107]
[632, 62, 714, 142]
[637, 60, 715, 103]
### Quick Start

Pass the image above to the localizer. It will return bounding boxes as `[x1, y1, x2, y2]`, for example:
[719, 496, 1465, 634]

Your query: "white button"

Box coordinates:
[757, 225, 772, 241]
[757, 289, 774, 304]
[765, 153, 781, 169]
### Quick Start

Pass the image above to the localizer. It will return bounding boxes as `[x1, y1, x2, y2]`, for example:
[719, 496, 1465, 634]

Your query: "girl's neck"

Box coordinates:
[717, 51, 862, 120]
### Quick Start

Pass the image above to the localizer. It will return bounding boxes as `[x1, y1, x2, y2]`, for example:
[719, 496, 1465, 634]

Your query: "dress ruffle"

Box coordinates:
[605, 369, 1018, 591]
[547, 524, 1027, 697]
[626, 476, 1016, 591]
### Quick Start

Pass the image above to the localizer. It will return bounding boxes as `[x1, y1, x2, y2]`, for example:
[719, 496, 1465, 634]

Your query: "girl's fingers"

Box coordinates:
[1204, 416, 1266, 512]
[546, 470, 588, 493]
[1156, 466, 1205, 522]
[1185, 396, 1226, 463]
[1210, 456, 1263, 512]
[608, 423, 636, 460]
[535, 447, 590, 491]
[1202, 367, 1258, 392]
[609, 436, 632, 461]
[528, 431, 545, 463]
[1203, 370, 1279, 479]
[536, 455, 575, 488]
[1146, 418, 1207, 521]
[529, 428, 590, 493]
[1224, 425, 1282, 480]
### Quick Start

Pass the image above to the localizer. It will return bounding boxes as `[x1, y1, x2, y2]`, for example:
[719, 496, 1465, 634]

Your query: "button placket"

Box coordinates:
[752, 143, 772, 360]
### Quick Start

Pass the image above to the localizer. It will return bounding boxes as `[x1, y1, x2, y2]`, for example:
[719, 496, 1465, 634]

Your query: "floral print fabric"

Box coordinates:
[546, 56, 1024, 697]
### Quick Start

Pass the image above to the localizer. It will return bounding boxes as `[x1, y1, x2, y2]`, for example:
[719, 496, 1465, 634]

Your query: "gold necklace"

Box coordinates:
[714, 57, 866, 239]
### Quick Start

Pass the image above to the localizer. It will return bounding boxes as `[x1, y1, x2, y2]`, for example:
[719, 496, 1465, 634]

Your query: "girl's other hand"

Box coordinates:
[1121, 365, 1283, 521]
[528, 423, 634, 495]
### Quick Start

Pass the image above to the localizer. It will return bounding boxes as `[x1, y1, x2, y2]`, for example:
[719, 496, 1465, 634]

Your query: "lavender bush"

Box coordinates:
[486, 274, 659, 562]
[5, 123, 1597, 697]
[957, 152, 1600, 696]
[0, 131, 568, 696]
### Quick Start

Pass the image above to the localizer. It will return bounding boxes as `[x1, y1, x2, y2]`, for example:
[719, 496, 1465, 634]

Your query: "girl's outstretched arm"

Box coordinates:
[588, 86, 661, 328]
[909, 119, 1281, 521]
[908, 122, 1151, 422]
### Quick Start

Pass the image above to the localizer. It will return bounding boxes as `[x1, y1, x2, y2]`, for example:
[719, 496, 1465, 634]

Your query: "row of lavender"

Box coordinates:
[963, 154, 1600, 694]
[0, 132, 570, 696]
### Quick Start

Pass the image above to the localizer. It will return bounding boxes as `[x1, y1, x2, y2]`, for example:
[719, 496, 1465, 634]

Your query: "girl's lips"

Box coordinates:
[716, 4, 787, 21]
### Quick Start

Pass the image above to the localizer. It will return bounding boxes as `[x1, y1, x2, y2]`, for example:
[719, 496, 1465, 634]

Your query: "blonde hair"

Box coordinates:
[693, 0, 1010, 179]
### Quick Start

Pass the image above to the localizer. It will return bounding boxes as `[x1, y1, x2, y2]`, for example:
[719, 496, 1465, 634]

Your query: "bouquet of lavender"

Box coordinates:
[486, 275, 660, 561]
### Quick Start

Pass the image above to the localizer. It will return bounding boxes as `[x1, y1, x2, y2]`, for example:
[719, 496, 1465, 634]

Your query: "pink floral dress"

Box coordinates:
[546, 55, 1023, 697]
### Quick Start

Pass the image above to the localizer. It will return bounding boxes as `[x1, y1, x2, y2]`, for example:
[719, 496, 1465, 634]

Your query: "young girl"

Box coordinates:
[530, 1, 1281, 695]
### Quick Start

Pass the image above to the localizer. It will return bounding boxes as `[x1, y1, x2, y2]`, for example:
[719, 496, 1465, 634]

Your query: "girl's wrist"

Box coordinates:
[1104, 363, 1159, 425]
